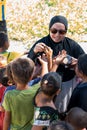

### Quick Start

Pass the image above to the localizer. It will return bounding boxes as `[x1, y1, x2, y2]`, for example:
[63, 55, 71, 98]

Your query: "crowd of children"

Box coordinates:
[0, 26, 87, 130]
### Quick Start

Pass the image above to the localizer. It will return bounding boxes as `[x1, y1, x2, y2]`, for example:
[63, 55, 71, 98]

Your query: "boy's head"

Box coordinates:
[75, 54, 87, 78]
[66, 107, 87, 130]
[11, 58, 35, 85]
[0, 32, 9, 51]
[40, 72, 61, 96]
[48, 120, 74, 130]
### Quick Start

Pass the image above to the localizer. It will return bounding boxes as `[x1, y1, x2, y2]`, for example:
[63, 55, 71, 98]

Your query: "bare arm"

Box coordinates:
[38, 54, 48, 76]
[32, 125, 43, 130]
[44, 46, 53, 71]
[3, 111, 11, 130]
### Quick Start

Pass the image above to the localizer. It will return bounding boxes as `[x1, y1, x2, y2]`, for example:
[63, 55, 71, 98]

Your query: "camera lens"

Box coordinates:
[63, 55, 72, 65]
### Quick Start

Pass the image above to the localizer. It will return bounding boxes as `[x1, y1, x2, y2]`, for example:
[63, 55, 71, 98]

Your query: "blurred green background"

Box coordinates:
[7, 0, 87, 47]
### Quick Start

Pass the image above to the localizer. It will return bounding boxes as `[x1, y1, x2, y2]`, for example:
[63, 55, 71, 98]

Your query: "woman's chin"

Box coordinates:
[53, 39, 61, 43]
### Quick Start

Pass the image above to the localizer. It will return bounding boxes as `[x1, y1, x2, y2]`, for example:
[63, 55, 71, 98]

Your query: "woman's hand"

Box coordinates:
[44, 46, 53, 59]
[34, 43, 46, 53]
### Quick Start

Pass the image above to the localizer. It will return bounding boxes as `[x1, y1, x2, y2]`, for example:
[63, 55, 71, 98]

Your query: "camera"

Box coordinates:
[35, 57, 41, 65]
[63, 55, 72, 65]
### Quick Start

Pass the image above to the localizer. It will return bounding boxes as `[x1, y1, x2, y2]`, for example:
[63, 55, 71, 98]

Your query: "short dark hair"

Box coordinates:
[0, 68, 6, 83]
[77, 54, 87, 76]
[40, 72, 61, 96]
[1, 76, 9, 86]
[66, 107, 87, 129]
[48, 120, 74, 130]
[0, 32, 8, 47]
[11, 58, 35, 84]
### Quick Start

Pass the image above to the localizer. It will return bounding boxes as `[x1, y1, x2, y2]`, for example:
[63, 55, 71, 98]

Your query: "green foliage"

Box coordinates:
[84, 28, 87, 32]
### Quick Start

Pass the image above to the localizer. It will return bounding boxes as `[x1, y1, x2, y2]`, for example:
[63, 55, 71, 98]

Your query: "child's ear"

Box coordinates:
[56, 89, 61, 95]
[7, 80, 13, 86]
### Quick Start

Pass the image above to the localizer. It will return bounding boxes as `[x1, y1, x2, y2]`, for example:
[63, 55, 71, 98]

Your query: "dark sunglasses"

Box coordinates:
[50, 28, 67, 35]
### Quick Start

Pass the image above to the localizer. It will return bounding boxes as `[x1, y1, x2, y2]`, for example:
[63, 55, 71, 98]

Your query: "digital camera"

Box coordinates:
[63, 55, 72, 65]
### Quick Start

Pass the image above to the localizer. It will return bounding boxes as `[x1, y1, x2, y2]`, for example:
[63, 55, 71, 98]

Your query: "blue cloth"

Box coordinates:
[5, 86, 16, 93]
[28, 77, 41, 86]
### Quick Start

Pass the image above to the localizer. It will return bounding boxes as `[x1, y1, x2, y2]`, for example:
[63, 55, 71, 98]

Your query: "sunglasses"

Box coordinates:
[50, 28, 67, 35]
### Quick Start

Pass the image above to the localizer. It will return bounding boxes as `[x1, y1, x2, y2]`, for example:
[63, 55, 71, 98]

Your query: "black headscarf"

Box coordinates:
[49, 15, 68, 30]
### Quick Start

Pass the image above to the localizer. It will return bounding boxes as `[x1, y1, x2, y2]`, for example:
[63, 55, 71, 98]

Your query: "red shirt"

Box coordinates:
[0, 83, 6, 130]
[0, 84, 6, 102]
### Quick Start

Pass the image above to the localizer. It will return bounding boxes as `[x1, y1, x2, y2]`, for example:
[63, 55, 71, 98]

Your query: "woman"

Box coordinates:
[27, 15, 85, 112]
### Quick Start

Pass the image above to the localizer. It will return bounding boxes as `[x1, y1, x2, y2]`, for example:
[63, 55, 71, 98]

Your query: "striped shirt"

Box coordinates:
[0, 0, 6, 21]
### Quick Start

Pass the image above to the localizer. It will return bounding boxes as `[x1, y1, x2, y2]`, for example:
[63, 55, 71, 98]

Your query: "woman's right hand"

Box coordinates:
[34, 43, 46, 53]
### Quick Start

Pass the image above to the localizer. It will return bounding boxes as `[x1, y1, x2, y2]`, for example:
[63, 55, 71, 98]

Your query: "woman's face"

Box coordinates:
[50, 22, 66, 43]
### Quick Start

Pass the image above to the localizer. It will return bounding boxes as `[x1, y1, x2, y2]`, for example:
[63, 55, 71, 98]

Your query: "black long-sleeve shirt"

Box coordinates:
[67, 82, 87, 112]
[28, 35, 85, 82]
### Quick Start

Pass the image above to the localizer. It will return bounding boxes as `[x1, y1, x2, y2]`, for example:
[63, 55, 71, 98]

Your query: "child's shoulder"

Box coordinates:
[77, 82, 87, 88]
[30, 83, 40, 91]
[7, 51, 23, 63]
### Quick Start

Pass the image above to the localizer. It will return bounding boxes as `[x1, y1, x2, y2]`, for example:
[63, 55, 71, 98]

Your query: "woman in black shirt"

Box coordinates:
[28, 15, 85, 112]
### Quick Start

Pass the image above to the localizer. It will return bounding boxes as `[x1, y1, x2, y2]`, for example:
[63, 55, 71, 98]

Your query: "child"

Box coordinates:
[2, 57, 40, 130]
[67, 54, 87, 112]
[48, 120, 74, 130]
[0, 32, 26, 64]
[51, 50, 78, 113]
[0, 67, 6, 130]
[32, 72, 61, 130]
[0, 80, 6, 130]
[2, 62, 16, 96]
[66, 107, 87, 130]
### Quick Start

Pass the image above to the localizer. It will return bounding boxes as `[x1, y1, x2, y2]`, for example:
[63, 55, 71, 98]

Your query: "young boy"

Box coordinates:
[0, 32, 26, 64]
[66, 107, 87, 130]
[2, 57, 40, 130]
[32, 72, 61, 130]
